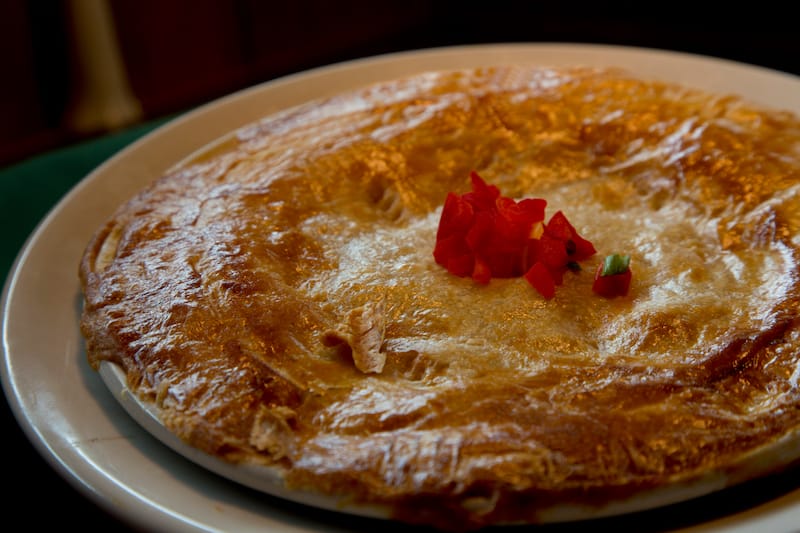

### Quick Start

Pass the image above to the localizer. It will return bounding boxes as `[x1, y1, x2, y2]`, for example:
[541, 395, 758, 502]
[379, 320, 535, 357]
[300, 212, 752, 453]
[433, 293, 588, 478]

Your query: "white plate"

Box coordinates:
[3, 43, 800, 532]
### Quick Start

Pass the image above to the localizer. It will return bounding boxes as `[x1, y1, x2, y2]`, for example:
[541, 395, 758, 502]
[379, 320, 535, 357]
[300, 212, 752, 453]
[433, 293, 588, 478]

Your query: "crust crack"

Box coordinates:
[322, 299, 387, 374]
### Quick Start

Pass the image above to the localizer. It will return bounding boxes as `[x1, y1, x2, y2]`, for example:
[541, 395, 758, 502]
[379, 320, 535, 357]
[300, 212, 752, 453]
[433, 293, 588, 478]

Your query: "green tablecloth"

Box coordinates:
[0, 118, 172, 287]
[0, 117, 172, 531]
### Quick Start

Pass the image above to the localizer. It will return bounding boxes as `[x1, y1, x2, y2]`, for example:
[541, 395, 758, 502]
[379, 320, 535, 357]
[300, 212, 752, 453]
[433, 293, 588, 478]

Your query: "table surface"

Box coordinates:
[3, 72, 800, 532]
[1, 118, 167, 530]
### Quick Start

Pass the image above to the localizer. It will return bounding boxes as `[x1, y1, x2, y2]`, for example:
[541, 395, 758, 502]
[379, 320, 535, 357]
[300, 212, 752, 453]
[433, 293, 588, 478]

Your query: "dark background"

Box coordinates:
[1, 1, 799, 531]
[2, 0, 799, 169]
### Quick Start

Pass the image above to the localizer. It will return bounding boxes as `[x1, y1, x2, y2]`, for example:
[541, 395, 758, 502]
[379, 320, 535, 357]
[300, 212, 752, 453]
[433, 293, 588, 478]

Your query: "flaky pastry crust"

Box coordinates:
[79, 66, 800, 530]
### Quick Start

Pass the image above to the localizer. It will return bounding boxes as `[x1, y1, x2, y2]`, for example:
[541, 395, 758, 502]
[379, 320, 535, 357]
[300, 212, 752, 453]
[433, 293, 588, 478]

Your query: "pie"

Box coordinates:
[78, 65, 800, 530]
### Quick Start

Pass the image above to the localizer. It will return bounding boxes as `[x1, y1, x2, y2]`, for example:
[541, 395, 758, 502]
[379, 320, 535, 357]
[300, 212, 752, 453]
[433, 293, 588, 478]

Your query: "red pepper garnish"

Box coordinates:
[433, 171, 596, 298]
[523, 261, 556, 299]
[592, 254, 632, 298]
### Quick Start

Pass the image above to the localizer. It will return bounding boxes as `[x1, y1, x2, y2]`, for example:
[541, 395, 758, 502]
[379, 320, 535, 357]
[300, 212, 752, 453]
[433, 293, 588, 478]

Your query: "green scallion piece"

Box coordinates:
[601, 254, 630, 276]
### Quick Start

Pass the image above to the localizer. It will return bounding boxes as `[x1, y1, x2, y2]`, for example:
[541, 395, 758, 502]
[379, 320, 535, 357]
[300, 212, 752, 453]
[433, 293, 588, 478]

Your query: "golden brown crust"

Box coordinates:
[78, 66, 800, 529]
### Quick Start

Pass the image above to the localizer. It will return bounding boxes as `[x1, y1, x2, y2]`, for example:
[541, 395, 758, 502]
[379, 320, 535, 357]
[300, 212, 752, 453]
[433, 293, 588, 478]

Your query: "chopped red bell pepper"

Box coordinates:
[472, 257, 492, 285]
[592, 254, 632, 298]
[545, 210, 597, 262]
[523, 261, 556, 299]
[433, 171, 596, 298]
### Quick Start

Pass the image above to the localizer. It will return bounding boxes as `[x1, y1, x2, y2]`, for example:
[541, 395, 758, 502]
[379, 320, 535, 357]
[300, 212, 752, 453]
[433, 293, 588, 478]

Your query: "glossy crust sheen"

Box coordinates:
[78, 66, 800, 530]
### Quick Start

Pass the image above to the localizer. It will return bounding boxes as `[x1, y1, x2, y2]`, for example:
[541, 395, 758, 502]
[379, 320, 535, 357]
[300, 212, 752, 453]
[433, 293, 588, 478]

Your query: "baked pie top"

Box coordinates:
[78, 65, 800, 530]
